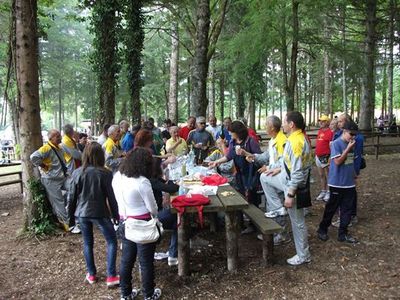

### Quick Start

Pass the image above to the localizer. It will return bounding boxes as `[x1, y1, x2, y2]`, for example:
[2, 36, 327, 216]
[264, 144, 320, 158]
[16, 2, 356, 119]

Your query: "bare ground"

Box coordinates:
[0, 153, 399, 300]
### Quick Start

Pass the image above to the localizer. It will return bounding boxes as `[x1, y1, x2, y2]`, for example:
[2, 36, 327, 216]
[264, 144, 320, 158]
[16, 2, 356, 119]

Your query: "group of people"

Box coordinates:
[29, 110, 365, 299]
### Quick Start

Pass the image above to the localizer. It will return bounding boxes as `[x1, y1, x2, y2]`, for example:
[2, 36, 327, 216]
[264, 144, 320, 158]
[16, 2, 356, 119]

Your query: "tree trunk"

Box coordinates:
[125, 0, 144, 125]
[190, 0, 210, 117]
[168, 22, 179, 124]
[93, 0, 120, 128]
[387, 0, 394, 123]
[187, 75, 191, 118]
[286, 0, 299, 112]
[219, 74, 225, 121]
[280, 6, 288, 111]
[208, 62, 215, 117]
[236, 84, 245, 118]
[15, 0, 43, 230]
[381, 63, 387, 118]
[58, 78, 62, 130]
[359, 0, 377, 131]
[323, 17, 330, 115]
[341, 5, 347, 114]
[249, 93, 256, 129]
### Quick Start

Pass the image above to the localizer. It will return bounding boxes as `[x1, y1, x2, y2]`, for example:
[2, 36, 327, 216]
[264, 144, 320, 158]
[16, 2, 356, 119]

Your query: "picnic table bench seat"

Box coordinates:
[0, 171, 23, 192]
[242, 204, 282, 263]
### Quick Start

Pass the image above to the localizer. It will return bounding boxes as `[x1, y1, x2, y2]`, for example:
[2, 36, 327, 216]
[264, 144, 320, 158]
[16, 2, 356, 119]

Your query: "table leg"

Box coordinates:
[225, 211, 239, 272]
[262, 234, 274, 264]
[178, 212, 190, 276]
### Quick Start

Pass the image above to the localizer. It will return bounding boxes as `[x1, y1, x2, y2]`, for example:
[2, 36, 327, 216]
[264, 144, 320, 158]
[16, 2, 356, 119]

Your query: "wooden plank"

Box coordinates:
[0, 179, 22, 187]
[243, 204, 282, 235]
[170, 194, 224, 214]
[217, 185, 248, 211]
[0, 171, 22, 177]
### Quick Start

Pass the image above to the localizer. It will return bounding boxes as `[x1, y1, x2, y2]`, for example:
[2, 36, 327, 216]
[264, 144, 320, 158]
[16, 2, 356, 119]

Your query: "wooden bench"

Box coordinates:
[242, 204, 282, 264]
[0, 171, 23, 193]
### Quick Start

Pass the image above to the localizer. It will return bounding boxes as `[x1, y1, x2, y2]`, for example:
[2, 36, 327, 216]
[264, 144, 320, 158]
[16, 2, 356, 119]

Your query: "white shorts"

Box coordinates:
[315, 155, 330, 169]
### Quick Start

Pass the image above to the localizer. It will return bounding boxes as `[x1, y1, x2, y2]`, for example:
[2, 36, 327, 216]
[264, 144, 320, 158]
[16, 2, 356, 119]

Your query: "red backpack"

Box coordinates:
[171, 194, 210, 227]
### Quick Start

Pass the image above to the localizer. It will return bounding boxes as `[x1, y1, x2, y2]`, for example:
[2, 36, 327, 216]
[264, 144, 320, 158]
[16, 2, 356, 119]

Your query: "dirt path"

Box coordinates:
[0, 154, 399, 299]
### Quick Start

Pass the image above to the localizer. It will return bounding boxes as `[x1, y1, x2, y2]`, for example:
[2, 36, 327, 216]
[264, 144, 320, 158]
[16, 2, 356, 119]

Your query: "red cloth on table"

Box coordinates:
[171, 194, 210, 227]
[201, 174, 228, 186]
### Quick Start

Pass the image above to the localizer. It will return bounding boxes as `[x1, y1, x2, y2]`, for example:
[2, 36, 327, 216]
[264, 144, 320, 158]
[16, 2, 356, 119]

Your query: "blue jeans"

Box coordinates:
[78, 217, 117, 277]
[158, 208, 177, 258]
[120, 224, 157, 298]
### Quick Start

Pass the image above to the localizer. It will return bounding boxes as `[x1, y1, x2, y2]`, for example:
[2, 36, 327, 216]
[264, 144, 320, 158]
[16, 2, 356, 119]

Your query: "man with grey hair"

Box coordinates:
[241, 116, 289, 244]
[61, 124, 82, 174]
[103, 124, 124, 173]
[31, 129, 71, 232]
[119, 120, 130, 143]
[187, 116, 214, 164]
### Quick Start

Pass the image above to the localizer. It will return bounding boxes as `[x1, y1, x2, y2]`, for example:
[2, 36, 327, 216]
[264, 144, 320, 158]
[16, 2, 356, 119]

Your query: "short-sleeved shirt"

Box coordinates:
[328, 138, 355, 188]
[315, 128, 333, 156]
[179, 126, 192, 140]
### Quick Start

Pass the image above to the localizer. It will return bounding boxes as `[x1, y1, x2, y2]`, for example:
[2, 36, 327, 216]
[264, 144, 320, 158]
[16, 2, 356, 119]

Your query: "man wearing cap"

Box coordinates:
[317, 120, 359, 244]
[187, 116, 215, 164]
[315, 115, 334, 202]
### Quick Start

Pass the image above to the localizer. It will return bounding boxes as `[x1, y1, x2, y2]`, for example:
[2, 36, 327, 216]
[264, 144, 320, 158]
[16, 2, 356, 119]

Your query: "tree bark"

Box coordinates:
[249, 93, 256, 129]
[168, 22, 179, 124]
[323, 18, 330, 115]
[387, 0, 394, 123]
[286, 0, 299, 112]
[219, 74, 225, 121]
[190, 0, 210, 117]
[15, 0, 43, 230]
[359, 0, 377, 131]
[236, 84, 245, 118]
[208, 62, 215, 117]
[341, 5, 347, 114]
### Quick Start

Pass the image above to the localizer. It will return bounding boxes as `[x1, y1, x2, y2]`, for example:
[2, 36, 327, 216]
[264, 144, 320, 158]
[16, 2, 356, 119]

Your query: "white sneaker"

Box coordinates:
[154, 252, 169, 260]
[70, 225, 81, 234]
[168, 257, 178, 266]
[316, 190, 326, 201]
[265, 207, 287, 218]
[274, 234, 291, 246]
[257, 234, 263, 241]
[323, 191, 330, 202]
[286, 254, 311, 266]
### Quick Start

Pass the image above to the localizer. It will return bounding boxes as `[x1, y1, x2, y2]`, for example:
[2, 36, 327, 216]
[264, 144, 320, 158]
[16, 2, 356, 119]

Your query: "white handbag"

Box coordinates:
[124, 217, 163, 244]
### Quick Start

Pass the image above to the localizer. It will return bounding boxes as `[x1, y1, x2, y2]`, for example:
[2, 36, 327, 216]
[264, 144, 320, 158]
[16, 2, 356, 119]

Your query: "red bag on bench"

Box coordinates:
[171, 194, 210, 227]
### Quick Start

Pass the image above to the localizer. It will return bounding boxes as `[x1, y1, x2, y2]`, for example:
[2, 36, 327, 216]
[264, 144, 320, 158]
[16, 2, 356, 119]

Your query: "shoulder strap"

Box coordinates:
[49, 143, 68, 177]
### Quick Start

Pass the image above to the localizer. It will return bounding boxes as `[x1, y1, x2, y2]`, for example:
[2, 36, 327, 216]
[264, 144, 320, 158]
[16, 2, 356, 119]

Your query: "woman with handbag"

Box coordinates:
[112, 147, 162, 300]
[67, 142, 120, 287]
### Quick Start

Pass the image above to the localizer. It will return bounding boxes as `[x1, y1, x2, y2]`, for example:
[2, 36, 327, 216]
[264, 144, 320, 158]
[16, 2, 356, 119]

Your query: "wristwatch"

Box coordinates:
[287, 193, 295, 198]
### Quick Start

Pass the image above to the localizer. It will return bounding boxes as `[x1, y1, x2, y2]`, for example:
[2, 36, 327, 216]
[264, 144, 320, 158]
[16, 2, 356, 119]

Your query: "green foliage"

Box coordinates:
[27, 178, 57, 236]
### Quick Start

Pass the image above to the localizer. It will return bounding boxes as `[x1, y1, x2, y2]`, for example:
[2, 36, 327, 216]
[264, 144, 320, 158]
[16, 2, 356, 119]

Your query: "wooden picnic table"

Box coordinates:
[171, 184, 248, 276]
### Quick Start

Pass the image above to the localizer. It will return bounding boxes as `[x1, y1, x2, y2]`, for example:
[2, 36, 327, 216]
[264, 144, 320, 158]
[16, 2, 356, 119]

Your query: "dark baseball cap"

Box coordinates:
[343, 120, 358, 132]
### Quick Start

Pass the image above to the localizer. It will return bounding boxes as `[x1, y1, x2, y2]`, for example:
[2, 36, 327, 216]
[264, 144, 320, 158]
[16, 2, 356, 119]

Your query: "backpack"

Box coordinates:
[171, 194, 210, 228]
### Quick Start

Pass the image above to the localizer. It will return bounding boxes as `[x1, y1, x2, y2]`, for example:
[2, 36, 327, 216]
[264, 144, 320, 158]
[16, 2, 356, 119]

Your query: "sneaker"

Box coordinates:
[85, 273, 97, 284]
[154, 252, 169, 260]
[264, 207, 287, 218]
[168, 256, 178, 266]
[240, 226, 255, 235]
[331, 218, 340, 228]
[257, 233, 263, 241]
[144, 288, 162, 300]
[121, 289, 139, 300]
[317, 229, 329, 242]
[316, 190, 326, 201]
[274, 234, 291, 246]
[286, 254, 311, 266]
[349, 216, 358, 227]
[323, 191, 330, 202]
[70, 224, 81, 234]
[106, 275, 120, 288]
[338, 234, 358, 244]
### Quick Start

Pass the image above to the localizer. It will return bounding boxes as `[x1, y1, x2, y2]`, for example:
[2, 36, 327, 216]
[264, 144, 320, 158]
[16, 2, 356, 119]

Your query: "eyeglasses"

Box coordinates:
[349, 132, 356, 136]
[199, 122, 206, 125]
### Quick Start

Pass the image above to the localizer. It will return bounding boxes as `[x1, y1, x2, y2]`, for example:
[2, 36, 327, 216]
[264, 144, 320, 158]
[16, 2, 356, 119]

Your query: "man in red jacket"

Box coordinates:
[315, 115, 334, 202]
[179, 116, 196, 141]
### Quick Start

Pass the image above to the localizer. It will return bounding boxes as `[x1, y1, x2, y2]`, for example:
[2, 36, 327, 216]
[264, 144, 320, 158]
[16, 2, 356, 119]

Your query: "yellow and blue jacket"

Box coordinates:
[282, 129, 312, 190]
[61, 135, 82, 173]
[102, 137, 122, 173]
[30, 141, 66, 179]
